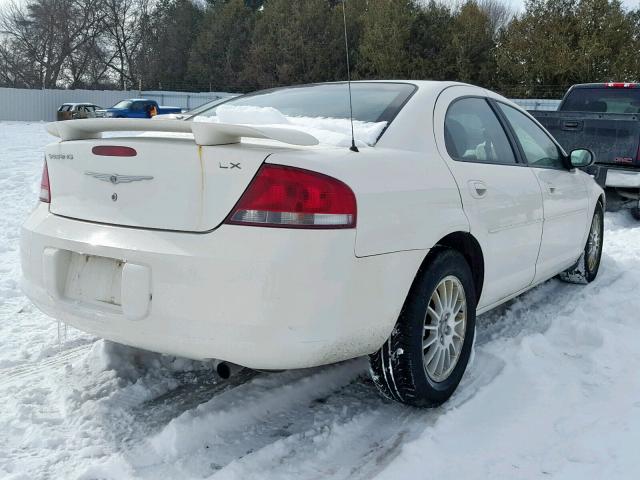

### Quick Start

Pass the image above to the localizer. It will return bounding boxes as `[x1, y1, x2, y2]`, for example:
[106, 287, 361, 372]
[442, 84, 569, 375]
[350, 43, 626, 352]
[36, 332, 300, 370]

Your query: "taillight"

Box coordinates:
[39, 161, 51, 203]
[605, 82, 637, 88]
[225, 164, 356, 228]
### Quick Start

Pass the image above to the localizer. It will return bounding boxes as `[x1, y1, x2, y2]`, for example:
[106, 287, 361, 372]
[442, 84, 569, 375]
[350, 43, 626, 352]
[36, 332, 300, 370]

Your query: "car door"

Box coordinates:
[130, 101, 146, 118]
[495, 102, 589, 282]
[434, 87, 544, 310]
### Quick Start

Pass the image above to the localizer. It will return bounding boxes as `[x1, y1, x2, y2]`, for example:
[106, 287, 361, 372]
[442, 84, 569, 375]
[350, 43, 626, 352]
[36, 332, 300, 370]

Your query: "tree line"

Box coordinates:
[1, 0, 638, 98]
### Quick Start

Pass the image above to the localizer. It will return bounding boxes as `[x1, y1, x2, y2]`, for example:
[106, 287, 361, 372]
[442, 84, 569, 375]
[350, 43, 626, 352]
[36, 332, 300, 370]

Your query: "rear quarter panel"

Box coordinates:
[267, 147, 467, 258]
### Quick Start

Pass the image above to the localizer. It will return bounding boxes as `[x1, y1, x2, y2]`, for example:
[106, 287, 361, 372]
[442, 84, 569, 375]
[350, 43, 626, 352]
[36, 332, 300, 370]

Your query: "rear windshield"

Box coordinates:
[562, 87, 640, 113]
[192, 83, 416, 147]
[58, 105, 72, 112]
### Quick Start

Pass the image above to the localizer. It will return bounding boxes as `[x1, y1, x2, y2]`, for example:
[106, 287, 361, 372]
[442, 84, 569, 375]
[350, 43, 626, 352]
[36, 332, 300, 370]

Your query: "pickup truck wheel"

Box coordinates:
[559, 202, 604, 284]
[369, 249, 476, 407]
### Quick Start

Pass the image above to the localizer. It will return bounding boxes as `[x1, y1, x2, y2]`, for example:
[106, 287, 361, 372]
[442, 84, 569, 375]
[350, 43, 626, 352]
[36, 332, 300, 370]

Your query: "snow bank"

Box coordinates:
[194, 105, 387, 148]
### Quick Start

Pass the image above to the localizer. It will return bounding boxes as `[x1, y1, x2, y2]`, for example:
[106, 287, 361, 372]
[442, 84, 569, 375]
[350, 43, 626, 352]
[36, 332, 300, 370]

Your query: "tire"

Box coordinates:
[559, 202, 604, 284]
[369, 249, 476, 408]
[631, 206, 640, 221]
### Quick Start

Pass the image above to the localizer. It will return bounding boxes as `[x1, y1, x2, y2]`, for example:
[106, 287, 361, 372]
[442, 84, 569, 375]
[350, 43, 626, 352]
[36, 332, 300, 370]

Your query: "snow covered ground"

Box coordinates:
[1, 121, 639, 479]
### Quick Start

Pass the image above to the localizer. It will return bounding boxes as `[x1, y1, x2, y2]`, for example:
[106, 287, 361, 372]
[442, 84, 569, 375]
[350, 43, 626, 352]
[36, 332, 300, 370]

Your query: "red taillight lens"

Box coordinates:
[606, 82, 637, 88]
[39, 161, 51, 203]
[92, 146, 137, 157]
[225, 164, 357, 228]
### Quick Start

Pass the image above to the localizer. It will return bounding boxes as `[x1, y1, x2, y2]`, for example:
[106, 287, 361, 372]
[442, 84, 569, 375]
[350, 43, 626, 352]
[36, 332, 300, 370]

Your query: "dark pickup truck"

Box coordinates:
[532, 83, 640, 219]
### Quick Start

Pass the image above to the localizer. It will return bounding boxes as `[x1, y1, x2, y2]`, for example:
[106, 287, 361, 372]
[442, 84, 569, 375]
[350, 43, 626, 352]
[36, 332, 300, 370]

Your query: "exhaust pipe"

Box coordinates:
[213, 360, 243, 380]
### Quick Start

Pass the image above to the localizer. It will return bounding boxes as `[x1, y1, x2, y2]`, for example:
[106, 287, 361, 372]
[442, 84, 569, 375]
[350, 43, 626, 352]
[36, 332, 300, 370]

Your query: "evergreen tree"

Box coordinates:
[140, 0, 204, 90]
[408, 1, 456, 80]
[187, 0, 257, 91]
[356, 0, 415, 79]
[242, 0, 347, 89]
[449, 1, 497, 87]
[495, 0, 639, 97]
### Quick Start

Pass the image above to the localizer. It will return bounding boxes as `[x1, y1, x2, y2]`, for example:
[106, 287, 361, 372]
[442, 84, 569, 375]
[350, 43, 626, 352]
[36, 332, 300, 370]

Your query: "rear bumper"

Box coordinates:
[21, 204, 425, 369]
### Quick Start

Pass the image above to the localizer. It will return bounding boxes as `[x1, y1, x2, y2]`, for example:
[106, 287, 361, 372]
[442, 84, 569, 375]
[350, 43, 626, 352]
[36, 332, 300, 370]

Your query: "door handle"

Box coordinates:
[469, 180, 488, 199]
[561, 120, 583, 131]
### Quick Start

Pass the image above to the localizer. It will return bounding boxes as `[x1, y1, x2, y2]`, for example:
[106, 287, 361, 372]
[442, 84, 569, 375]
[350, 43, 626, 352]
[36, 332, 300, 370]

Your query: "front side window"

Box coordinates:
[112, 100, 132, 109]
[445, 98, 516, 164]
[498, 103, 564, 169]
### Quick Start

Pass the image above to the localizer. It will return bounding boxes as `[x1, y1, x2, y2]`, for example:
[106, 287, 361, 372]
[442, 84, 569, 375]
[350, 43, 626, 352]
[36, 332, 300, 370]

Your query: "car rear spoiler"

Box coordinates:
[45, 118, 320, 147]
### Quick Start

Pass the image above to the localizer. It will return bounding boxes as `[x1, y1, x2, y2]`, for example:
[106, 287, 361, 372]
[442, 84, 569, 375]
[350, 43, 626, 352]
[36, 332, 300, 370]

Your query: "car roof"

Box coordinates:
[61, 103, 97, 106]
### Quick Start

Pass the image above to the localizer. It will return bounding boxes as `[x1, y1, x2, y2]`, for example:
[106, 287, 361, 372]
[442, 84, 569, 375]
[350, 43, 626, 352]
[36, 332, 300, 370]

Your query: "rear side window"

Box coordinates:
[497, 103, 564, 169]
[562, 87, 640, 113]
[445, 98, 516, 164]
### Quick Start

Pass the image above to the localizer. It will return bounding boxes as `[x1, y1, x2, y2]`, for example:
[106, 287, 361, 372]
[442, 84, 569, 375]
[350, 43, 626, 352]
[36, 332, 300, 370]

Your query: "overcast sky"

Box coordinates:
[0, 0, 638, 14]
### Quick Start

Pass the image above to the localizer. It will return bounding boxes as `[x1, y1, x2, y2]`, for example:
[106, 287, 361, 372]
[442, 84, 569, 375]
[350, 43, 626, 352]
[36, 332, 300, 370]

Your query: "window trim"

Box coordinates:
[444, 95, 523, 167]
[491, 99, 570, 171]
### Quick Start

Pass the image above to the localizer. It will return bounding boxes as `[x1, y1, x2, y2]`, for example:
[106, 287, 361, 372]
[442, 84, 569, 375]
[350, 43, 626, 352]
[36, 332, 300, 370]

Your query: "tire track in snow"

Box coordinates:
[0, 341, 94, 387]
[198, 350, 505, 480]
[89, 346, 503, 480]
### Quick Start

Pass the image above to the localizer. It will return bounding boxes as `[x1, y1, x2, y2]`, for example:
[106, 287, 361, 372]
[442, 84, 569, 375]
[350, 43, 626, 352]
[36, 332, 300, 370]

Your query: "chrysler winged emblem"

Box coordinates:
[85, 172, 154, 184]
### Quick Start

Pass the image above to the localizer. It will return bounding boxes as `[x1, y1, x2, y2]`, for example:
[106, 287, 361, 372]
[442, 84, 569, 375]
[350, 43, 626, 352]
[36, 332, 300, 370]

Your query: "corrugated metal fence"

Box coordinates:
[512, 98, 561, 111]
[0, 88, 234, 122]
[0, 87, 561, 122]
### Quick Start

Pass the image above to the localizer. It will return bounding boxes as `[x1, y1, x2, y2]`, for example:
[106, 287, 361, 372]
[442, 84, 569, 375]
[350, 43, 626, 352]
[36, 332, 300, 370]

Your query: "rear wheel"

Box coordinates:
[559, 202, 604, 284]
[369, 249, 476, 407]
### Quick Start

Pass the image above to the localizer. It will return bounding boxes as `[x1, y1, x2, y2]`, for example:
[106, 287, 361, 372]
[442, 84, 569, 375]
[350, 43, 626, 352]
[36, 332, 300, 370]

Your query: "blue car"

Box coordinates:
[98, 99, 183, 118]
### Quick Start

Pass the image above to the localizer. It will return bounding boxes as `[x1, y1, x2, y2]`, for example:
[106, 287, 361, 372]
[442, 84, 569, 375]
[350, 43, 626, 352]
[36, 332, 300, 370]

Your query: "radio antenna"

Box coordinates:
[341, 0, 359, 153]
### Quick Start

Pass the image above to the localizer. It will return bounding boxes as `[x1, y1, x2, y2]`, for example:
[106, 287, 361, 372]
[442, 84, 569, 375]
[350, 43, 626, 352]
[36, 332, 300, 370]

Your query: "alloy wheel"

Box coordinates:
[422, 275, 467, 382]
[586, 211, 602, 272]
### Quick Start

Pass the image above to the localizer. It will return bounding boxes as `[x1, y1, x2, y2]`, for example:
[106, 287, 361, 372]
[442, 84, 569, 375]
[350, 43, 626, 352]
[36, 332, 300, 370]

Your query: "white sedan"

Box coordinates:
[21, 81, 604, 407]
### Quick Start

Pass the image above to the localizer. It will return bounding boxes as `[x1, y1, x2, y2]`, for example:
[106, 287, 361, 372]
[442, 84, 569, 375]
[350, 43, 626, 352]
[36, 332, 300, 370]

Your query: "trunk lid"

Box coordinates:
[46, 136, 272, 232]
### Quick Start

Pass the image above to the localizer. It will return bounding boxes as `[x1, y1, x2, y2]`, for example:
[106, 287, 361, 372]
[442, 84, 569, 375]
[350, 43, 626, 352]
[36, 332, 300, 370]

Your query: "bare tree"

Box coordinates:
[478, 0, 514, 36]
[0, 32, 41, 86]
[101, 0, 149, 89]
[0, 0, 106, 88]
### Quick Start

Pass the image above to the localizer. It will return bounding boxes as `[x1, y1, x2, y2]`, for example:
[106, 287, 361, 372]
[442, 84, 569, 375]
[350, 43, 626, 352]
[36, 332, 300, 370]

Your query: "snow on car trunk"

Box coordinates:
[45, 137, 271, 232]
[195, 105, 388, 148]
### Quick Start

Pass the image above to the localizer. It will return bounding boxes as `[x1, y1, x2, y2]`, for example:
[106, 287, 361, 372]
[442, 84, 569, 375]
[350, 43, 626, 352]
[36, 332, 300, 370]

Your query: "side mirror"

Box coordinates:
[569, 149, 595, 168]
